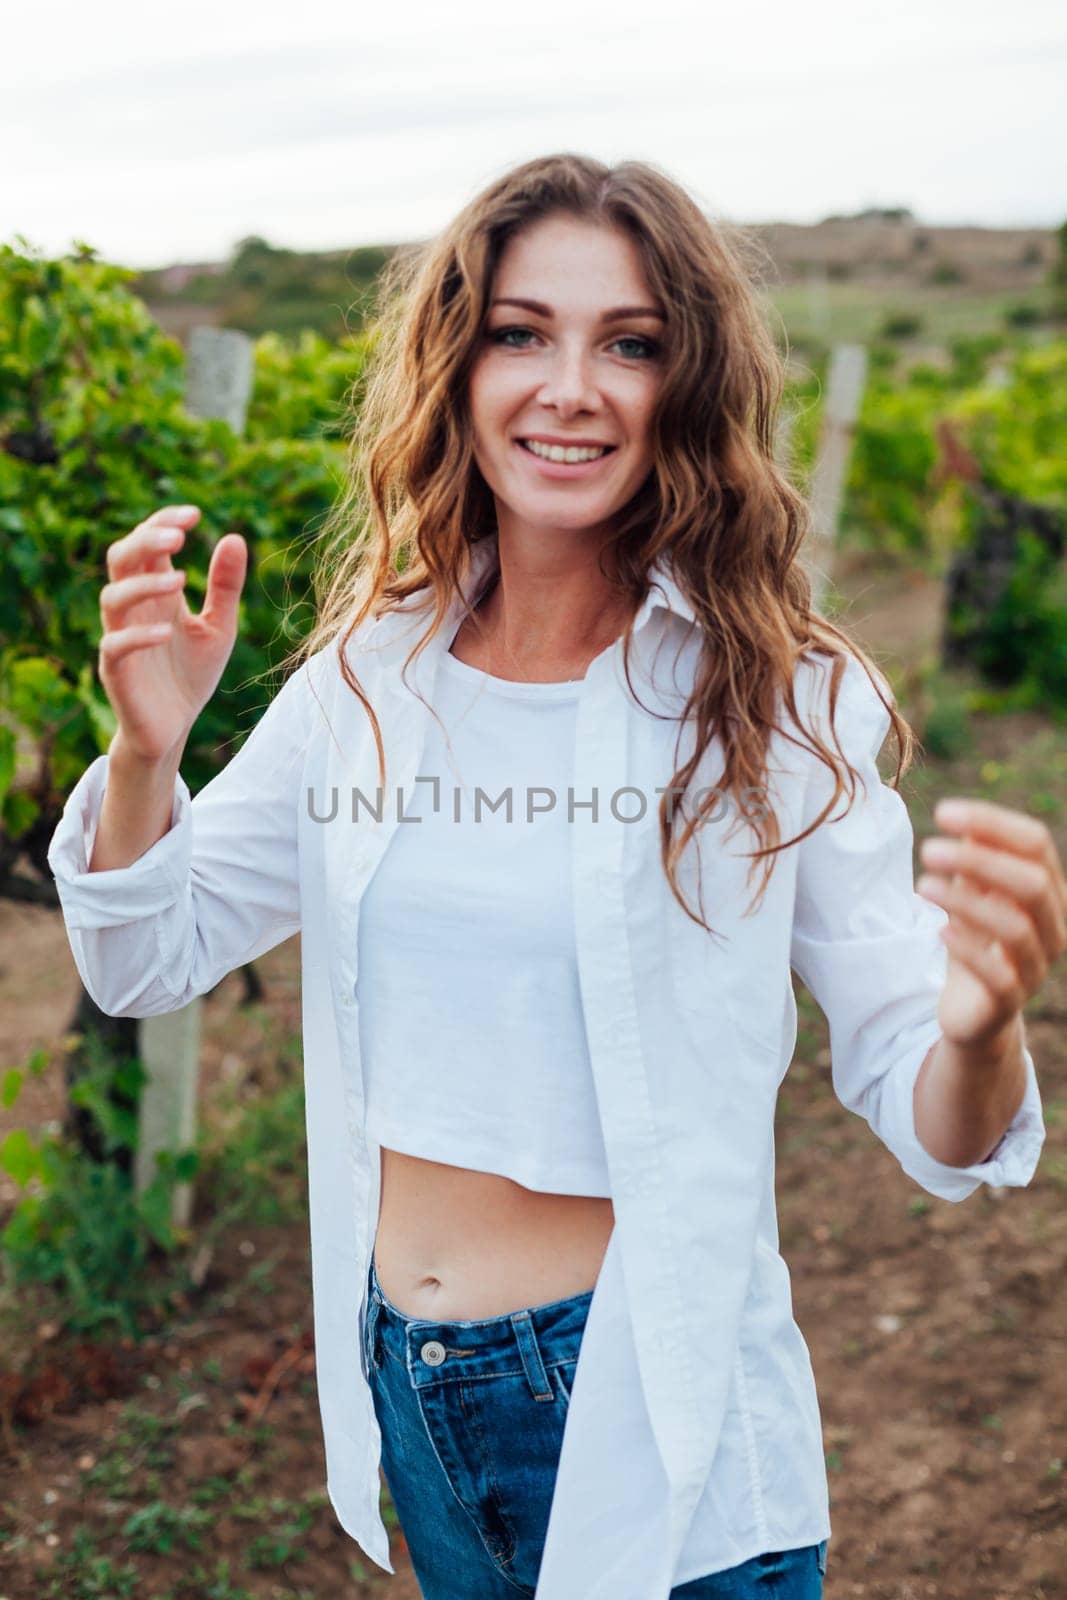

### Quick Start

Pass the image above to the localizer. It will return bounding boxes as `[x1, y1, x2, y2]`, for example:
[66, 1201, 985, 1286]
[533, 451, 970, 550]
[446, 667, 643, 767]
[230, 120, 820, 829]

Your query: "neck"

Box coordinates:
[467, 536, 634, 679]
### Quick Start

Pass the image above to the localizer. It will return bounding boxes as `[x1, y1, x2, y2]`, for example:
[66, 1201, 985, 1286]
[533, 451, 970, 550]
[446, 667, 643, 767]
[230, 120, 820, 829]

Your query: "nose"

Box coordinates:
[536, 342, 601, 418]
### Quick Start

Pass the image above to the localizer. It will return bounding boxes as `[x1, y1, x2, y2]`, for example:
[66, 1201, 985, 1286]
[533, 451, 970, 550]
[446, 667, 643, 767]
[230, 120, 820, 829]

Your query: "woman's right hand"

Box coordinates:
[99, 505, 248, 765]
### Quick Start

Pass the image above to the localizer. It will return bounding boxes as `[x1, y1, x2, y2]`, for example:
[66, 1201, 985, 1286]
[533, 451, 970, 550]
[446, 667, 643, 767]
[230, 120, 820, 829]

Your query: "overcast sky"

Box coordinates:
[7, 0, 1066, 269]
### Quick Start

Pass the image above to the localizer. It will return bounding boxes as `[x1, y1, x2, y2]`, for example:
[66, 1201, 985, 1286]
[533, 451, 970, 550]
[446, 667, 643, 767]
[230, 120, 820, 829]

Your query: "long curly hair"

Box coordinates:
[284, 151, 915, 938]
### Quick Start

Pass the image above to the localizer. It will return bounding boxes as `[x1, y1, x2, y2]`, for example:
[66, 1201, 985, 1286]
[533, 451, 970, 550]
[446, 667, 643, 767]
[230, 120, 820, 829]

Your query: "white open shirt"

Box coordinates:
[47, 532, 1046, 1598]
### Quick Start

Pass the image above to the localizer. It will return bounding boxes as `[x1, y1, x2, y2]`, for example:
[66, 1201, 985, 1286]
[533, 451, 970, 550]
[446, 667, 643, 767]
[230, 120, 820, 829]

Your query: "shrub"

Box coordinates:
[928, 261, 965, 286]
[879, 312, 924, 340]
[1004, 302, 1043, 328]
[0, 238, 368, 892]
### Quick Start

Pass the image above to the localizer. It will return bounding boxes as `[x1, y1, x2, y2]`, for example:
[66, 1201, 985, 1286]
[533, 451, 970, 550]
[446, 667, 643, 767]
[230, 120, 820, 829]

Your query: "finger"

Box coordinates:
[934, 797, 1067, 906]
[98, 621, 174, 666]
[920, 872, 1045, 991]
[198, 534, 247, 632]
[105, 506, 199, 583]
[100, 568, 187, 626]
[944, 901, 1044, 995]
[105, 519, 187, 583]
[919, 835, 1067, 959]
[939, 921, 1026, 1013]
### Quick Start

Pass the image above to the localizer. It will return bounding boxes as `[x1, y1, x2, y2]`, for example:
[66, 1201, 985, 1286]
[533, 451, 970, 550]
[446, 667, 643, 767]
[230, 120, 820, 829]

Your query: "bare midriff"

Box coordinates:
[373, 1147, 615, 1320]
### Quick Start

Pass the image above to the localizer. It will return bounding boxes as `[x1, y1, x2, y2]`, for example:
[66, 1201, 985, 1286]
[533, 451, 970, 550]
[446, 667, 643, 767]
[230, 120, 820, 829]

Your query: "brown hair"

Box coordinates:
[283, 151, 914, 937]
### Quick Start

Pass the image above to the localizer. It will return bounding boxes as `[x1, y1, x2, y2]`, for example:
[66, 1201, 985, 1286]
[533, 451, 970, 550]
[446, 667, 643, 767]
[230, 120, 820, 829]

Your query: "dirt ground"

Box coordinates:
[1, 555, 1064, 1599]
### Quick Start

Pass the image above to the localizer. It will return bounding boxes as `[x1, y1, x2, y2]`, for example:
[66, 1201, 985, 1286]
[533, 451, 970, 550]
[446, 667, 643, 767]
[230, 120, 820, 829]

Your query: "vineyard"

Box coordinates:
[0, 230, 1065, 1599]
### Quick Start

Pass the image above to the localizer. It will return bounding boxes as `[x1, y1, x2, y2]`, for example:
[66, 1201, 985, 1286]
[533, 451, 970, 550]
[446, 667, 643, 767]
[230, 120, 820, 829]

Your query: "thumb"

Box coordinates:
[200, 533, 248, 632]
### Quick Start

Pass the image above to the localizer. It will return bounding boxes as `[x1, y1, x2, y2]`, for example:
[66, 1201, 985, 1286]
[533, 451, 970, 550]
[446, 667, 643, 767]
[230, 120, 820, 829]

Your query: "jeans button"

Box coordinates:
[420, 1340, 446, 1367]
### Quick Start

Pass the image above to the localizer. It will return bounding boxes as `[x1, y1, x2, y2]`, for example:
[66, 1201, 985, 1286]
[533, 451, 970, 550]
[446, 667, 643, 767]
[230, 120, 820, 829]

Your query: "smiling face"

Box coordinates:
[468, 212, 666, 545]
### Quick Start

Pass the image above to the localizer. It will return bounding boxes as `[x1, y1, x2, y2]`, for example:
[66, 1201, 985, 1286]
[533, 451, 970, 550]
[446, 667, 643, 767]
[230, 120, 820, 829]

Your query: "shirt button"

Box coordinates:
[420, 1340, 446, 1367]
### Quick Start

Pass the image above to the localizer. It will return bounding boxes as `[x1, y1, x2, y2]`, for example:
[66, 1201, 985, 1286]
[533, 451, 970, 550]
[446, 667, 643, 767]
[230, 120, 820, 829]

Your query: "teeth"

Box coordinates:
[523, 440, 609, 464]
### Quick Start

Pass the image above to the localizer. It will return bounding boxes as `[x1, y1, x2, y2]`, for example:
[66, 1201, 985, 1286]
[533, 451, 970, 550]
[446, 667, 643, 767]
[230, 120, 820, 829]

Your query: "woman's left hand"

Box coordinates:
[916, 797, 1067, 1054]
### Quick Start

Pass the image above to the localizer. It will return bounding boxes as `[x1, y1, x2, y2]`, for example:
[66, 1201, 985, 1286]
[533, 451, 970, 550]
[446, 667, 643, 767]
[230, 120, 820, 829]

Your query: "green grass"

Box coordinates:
[767, 283, 1055, 348]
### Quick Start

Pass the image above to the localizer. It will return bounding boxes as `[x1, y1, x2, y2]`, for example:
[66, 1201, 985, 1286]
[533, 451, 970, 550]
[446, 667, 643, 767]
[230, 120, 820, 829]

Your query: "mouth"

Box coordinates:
[514, 438, 618, 476]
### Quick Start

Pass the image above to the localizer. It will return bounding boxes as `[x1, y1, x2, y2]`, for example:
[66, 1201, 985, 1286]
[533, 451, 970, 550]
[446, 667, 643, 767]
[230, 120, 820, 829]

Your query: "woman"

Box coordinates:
[48, 154, 1062, 1599]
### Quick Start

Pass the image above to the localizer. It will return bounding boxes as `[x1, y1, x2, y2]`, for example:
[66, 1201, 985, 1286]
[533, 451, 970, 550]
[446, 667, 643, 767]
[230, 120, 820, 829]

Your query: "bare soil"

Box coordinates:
[1, 556, 1064, 1599]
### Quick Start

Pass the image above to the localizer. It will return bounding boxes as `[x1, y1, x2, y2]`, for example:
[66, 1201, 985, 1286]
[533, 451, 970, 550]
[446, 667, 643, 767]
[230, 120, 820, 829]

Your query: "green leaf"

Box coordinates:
[3, 788, 41, 838]
[136, 1177, 177, 1250]
[75, 661, 117, 748]
[1, 1128, 41, 1186]
[0, 725, 15, 807]
[8, 656, 77, 731]
[22, 292, 62, 366]
[26, 1046, 50, 1077]
[1, 1069, 23, 1108]
[174, 1148, 200, 1182]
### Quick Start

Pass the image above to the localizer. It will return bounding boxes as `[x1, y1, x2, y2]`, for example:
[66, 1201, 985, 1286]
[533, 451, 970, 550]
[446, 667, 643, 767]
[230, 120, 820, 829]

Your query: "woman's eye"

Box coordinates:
[488, 326, 659, 359]
[491, 326, 537, 348]
[612, 335, 659, 359]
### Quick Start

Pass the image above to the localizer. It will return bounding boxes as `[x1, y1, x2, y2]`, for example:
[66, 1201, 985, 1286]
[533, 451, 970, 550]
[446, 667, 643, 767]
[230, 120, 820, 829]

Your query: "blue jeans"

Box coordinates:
[362, 1255, 828, 1598]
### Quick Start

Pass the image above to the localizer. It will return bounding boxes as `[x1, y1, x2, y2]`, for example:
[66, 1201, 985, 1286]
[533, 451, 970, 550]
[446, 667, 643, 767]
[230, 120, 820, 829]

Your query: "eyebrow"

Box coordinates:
[490, 296, 666, 323]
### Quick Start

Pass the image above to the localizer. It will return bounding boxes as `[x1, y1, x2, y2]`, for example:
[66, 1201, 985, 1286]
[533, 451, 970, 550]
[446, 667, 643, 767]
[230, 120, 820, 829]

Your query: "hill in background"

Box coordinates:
[130, 210, 1059, 349]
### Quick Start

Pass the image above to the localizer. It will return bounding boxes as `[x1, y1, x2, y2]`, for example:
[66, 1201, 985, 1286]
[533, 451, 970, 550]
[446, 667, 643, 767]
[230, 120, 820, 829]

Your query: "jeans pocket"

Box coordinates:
[361, 1288, 382, 1376]
[816, 1539, 828, 1576]
[553, 1361, 576, 1411]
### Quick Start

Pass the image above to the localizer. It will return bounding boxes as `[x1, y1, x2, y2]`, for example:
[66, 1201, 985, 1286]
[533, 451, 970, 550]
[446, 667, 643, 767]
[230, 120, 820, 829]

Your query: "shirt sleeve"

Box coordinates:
[788, 653, 1046, 1204]
[45, 655, 318, 1018]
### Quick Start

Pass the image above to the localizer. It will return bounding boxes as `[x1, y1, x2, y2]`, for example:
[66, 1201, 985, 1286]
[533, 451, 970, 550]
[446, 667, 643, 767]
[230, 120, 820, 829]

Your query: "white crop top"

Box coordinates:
[356, 643, 612, 1197]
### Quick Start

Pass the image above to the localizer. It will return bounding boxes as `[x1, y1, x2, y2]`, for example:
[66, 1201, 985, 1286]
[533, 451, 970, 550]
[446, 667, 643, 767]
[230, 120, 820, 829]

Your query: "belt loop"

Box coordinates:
[510, 1311, 553, 1402]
